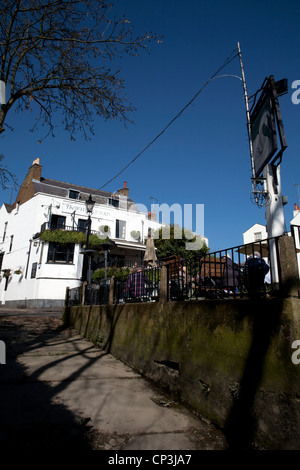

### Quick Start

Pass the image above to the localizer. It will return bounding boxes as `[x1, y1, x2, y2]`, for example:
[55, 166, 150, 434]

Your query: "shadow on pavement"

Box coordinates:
[0, 313, 102, 450]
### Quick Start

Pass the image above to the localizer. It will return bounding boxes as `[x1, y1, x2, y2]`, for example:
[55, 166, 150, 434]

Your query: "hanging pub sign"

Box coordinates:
[250, 76, 287, 178]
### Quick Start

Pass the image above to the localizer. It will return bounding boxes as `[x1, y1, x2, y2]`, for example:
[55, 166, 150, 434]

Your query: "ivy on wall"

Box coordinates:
[37, 230, 109, 248]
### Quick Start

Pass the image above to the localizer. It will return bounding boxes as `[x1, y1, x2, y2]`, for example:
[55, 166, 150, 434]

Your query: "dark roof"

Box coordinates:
[4, 203, 14, 213]
[32, 177, 136, 210]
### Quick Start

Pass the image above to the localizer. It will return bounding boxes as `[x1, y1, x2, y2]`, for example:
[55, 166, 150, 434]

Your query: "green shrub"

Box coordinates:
[92, 266, 131, 282]
[145, 268, 161, 283]
[39, 230, 109, 248]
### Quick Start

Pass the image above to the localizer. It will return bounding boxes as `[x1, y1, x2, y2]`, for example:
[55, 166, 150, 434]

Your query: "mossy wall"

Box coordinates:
[63, 296, 300, 449]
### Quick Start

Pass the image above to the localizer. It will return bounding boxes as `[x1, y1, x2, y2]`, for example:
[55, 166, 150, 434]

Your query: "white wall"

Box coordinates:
[243, 223, 268, 245]
[0, 191, 164, 306]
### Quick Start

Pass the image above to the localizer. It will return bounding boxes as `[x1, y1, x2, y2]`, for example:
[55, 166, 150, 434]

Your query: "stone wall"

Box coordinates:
[63, 296, 300, 450]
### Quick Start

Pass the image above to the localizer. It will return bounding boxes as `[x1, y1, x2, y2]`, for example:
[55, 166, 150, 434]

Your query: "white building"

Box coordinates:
[242, 223, 270, 281]
[0, 158, 165, 307]
[243, 206, 300, 285]
[242, 223, 268, 245]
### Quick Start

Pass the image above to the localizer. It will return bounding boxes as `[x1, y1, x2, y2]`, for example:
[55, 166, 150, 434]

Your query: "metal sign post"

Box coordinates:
[237, 42, 259, 202]
[238, 43, 288, 289]
[264, 164, 285, 288]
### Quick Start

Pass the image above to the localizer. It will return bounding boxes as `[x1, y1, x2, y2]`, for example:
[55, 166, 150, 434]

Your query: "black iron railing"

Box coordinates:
[67, 285, 82, 306]
[84, 280, 110, 305]
[66, 235, 294, 306]
[40, 222, 100, 236]
[166, 237, 281, 300]
[67, 280, 110, 306]
[114, 266, 161, 303]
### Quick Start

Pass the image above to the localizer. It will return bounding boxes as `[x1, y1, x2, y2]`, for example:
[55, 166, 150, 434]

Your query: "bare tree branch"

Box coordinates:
[0, 154, 18, 190]
[0, 0, 162, 138]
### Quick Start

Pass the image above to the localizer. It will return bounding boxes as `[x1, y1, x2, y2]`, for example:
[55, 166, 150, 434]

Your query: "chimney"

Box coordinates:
[15, 158, 42, 206]
[117, 181, 129, 198]
[147, 210, 157, 221]
[30, 157, 42, 181]
[293, 203, 300, 218]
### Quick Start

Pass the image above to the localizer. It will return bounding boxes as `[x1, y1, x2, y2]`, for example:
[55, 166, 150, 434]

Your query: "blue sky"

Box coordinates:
[1, 0, 300, 251]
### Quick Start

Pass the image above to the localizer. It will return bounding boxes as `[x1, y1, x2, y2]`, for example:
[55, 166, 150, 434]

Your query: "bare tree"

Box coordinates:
[0, 0, 161, 140]
[0, 154, 17, 190]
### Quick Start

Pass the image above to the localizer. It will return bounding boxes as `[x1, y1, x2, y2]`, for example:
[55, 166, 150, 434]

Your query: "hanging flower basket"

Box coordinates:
[100, 225, 110, 234]
[130, 230, 141, 241]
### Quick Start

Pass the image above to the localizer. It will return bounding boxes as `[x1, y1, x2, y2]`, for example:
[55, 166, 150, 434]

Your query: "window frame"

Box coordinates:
[69, 189, 80, 200]
[2, 222, 7, 242]
[254, 232, 262, 241]
[47, 242, 75, 264]
[116, 219, 126, 239]
[50, 214, 66, 230]
[31, 262, 38, 278]
[108, 197, 119, 208]
[9, 235, 14, 252]
[77, 218, 88, 233]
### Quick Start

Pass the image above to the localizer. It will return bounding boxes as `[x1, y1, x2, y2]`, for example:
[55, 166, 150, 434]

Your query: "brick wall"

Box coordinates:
[15, 161, 42, 206]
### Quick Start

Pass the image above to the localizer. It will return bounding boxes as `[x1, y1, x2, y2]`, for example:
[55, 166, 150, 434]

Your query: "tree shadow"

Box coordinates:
[0, 313, 108, 450]
[224, 298, 282, 449]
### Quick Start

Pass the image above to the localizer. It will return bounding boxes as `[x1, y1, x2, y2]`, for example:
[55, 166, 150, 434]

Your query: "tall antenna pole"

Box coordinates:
[237, 42, 258, 202]
[150, 196, 158, 210]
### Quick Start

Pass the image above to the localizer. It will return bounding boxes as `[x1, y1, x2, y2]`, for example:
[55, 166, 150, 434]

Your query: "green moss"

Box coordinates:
[68, 298, 300, 449]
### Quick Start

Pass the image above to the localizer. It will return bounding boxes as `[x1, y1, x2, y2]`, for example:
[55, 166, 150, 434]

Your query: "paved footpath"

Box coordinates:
[0, 307, 227, 451]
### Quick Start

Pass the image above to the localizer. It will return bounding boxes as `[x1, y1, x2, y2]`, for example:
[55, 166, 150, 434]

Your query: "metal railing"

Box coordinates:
[166, 237, 281, 300]
[66, 267, 161, 306]
[66, 235, 291, 306]
[40, 222, 100, 236]
[84, 279, 110, 305]
[114, 266, 161, 303]
[67, 280, 110, 306]
[67, 285, 82, 306]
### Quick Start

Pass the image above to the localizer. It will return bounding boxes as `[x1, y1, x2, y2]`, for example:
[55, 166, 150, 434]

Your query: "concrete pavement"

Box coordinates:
[0, 307, 226, 450]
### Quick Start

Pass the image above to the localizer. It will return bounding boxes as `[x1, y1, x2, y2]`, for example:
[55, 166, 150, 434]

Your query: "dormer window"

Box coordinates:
[108, 197, 119, 208]
[69, 189, 80, 200]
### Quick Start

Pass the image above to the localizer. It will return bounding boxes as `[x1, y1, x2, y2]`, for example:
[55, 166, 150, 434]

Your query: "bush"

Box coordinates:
[39, 230, 109, 248]
[92, 266, 131, 282]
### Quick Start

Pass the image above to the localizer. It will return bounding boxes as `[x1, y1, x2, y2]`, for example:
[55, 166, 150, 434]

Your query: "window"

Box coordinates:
[9, 235, 13, 252]
[2, 222, 7, 242]
[116, 220, 126, 239]
[31, 262, 37, 278]
[254, 232, 262, 241]
[78, 218, 88, 233]
[50, 214, 66, 230]
[47, 243, 74, 264]
[69, 190, 80, 200]
[108, 197, 119, 208]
